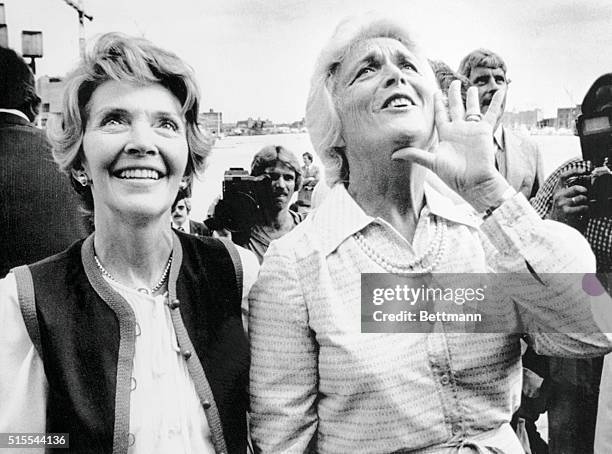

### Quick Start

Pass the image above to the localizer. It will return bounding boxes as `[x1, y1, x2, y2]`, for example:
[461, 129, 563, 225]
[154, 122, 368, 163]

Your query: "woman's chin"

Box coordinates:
[97, 199, 171, 226]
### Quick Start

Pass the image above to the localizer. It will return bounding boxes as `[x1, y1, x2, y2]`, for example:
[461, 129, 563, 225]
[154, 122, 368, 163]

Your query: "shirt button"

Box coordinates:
[182, 350, 192, 359]
[203, 400, 211, 409]
[440, 374, 450, 385]
[130, 377, 137, 391]
[128, 433, 135, 446]
[135, 322, 141, 337]
[452, 423, 461, 435]
[169, 299, 180, 310]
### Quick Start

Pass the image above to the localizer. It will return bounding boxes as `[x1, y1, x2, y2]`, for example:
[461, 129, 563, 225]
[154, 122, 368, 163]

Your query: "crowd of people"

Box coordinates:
[1, 12, 612, 454]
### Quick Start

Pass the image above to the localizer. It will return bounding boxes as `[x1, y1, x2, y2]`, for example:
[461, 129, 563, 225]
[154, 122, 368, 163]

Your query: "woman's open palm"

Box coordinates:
[392, 80, 507, 201]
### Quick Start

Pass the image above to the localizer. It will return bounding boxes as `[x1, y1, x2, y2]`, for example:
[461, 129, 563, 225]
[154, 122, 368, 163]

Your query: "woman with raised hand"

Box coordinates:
[248, 15, 611, 453]
[0, 33, 258, 453]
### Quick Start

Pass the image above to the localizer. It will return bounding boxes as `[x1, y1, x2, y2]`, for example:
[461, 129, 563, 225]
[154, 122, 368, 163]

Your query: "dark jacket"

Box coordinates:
[190, 219, 211, 237]
[20, 232, 248, 454]
[0, 112, 86, 278]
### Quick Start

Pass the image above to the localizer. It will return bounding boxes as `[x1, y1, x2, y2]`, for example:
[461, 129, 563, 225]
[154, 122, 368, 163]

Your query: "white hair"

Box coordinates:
[305, 15, 432, 186]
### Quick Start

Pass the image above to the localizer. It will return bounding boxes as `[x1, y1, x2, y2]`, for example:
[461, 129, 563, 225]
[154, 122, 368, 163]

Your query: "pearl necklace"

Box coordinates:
[94, 253, 173, 295]
[354, 215, 447, 274]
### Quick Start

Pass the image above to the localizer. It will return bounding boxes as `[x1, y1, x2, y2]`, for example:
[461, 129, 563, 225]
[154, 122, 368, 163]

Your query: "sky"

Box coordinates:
[2, 0, 611, 122]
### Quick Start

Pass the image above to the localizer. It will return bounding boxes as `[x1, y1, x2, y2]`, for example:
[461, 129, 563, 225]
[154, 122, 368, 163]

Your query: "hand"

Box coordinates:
[522, 368, 544, 399]
[392, 80, 511, 212]
[549, 168, 589, 228]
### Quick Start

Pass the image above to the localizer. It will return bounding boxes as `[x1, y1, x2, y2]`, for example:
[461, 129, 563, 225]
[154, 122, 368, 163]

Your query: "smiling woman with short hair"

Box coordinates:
[0, 33, 258, 454]
[247, 15, 612, 453]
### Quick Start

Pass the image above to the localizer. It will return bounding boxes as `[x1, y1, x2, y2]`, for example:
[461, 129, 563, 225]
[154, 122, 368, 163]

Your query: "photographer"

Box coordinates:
[209, 145, 306, 263]
[531, 73, 612, 454]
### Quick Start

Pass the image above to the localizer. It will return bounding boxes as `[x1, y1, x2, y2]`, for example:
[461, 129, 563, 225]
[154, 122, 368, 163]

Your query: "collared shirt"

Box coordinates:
[0, 108, 30, 123]
[249, 182, 611, 454]
[172, 220, 191, 234]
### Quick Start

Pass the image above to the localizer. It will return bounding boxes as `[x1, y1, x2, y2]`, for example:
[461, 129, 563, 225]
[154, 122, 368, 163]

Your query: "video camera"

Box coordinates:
[204, 168, 268, 233]
[568, 75, 612, 217]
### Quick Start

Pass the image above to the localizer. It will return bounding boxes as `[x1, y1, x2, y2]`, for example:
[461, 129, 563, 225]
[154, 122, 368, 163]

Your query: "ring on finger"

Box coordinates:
[571, 196, 577, 205]
[465, 113, 483, 122]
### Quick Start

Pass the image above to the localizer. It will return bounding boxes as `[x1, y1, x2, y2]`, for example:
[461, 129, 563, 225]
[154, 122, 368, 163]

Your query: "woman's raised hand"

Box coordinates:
[392, 80, 513, 213]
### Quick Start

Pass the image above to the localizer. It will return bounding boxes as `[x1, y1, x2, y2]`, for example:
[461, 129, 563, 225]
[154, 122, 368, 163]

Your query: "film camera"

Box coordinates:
[204, 168, 268, 233]
[567, 77, 612, 217]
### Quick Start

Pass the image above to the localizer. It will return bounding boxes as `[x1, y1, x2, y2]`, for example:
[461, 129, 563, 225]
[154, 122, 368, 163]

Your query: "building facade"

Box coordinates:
[556, 105, 582, 132]
[198, 109, 223, 135]
[36, 75, 64, 128]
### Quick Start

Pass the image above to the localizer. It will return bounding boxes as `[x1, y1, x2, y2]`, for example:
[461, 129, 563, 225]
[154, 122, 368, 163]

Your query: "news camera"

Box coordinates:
[568, 75, 612, 217]
[204, 168, 267, 233]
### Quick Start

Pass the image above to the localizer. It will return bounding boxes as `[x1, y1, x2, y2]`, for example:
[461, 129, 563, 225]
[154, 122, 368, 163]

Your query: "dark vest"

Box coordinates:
[26, 232, 248, 453]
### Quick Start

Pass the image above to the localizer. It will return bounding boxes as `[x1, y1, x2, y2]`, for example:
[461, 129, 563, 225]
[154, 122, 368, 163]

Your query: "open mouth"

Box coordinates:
[381, 94, 415, 109]
[114, 168, 162, 180]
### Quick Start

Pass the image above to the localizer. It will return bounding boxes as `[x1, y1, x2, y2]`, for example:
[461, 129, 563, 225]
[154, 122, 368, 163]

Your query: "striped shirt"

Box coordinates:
[249, 182, 612, 453]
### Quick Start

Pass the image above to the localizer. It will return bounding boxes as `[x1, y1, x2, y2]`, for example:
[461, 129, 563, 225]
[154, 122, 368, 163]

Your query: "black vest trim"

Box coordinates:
[218, 238, 243, 301]
[166, 232, 228, 454]
[81, 235, 136, 454]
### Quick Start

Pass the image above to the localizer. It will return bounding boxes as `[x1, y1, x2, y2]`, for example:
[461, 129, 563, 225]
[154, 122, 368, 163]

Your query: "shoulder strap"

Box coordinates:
[11, 265, 44, 361]
[218, 237, 243, 302]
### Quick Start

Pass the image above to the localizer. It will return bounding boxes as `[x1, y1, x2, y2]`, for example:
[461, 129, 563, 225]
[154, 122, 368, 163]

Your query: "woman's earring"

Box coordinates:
[77, 173, 89, 187]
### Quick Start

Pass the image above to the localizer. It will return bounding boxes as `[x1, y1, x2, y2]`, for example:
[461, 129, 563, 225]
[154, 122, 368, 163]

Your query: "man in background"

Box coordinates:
[459, 48, 547, 454]
[297, 151, 320, 209]
[171, 188, 210, 237]
[0, 46, 85, 278]
[458, 48, 543, 199]
[239, 145, 305, 263]
[534, 73, 612, 454]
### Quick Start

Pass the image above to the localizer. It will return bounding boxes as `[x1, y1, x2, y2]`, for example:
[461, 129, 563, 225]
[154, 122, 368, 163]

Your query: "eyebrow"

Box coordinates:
[345, 48, 416, 80]
[92, 107, 182, 118]
[343, 53, 379, 85]
[91, 107, 130, 118]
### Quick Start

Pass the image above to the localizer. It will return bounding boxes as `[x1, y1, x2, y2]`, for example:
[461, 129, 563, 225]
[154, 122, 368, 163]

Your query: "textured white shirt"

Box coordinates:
[249, 182, 612, 454]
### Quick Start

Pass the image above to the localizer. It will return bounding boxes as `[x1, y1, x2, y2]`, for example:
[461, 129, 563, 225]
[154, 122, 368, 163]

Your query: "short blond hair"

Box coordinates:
[48, 32, 211, 211]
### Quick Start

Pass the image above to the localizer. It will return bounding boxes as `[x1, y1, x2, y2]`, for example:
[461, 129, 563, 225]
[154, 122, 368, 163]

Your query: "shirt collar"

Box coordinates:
[493, 125, 504, 151]
[310, 173, 480, 256]
[0, 108, 30, 123]
[172, 221, 190, 234]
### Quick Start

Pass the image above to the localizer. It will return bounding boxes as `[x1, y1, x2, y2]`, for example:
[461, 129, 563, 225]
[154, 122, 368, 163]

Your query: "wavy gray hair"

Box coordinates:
[305, 16, 431, 186]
